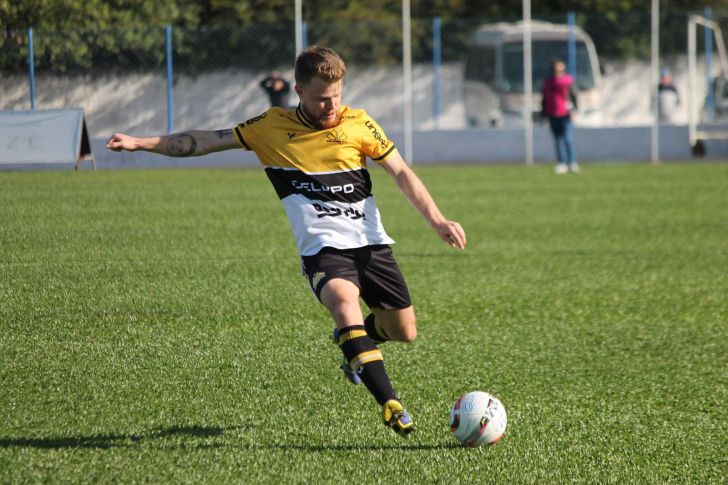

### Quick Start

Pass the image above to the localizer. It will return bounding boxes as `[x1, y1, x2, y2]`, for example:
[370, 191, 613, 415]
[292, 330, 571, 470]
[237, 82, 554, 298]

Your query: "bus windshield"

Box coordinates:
[502, 40, 596, 92]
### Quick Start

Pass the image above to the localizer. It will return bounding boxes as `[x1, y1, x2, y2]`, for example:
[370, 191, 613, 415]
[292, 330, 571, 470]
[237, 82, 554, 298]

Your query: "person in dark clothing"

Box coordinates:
[542, 60, 579, 174]
[658, 68, 680, 124]
[260, 71, 291, 109]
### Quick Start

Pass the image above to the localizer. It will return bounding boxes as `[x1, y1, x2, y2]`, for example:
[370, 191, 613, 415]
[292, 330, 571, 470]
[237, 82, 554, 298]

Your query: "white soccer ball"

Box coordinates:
[449, 391, 507, 447]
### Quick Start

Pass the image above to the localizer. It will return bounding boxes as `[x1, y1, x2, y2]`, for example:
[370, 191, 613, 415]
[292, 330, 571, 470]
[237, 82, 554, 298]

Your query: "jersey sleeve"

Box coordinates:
[360, 113, 398, 163]
[233, 110, 271, 151]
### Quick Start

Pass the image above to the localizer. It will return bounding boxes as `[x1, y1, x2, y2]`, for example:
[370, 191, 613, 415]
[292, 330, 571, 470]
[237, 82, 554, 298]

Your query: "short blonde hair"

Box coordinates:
[295, 46, 346, 87]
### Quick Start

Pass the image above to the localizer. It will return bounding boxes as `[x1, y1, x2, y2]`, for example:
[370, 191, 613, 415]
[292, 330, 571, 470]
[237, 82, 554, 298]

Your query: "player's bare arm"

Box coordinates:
[380, 152, 466, 250]
[105, 129, 239, 157]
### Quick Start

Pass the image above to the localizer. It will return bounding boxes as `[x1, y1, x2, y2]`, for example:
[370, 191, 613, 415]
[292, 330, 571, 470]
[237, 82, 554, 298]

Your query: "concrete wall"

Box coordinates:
[72, 124, 720, 172]
[0, 64, 465, 138]
[0, 55, 708, 139]
[2, 55, 725, 170]
[2, 124, 720, 171]
[397, 125, 725, 164]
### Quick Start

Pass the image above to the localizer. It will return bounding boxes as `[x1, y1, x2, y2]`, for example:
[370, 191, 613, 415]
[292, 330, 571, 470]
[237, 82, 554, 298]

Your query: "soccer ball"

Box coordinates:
[449, 391, 507, 447]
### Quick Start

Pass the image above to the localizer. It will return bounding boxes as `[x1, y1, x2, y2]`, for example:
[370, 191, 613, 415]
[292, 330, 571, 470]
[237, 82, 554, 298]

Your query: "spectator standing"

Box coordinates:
[542, 60, 579, 174]
[658, 68, 680, 124]
[260, 71, 291, 109]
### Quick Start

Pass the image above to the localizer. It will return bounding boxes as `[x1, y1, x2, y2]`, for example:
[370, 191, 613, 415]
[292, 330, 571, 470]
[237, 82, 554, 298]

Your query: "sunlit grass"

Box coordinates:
[1, 163, 726, 483]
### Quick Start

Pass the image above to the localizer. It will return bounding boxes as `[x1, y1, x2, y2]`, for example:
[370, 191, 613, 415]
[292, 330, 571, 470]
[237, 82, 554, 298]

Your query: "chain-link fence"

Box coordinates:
[0, 12, 722, 140]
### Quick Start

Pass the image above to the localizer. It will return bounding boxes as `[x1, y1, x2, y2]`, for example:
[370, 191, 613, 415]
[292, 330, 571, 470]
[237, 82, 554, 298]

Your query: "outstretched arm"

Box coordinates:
[106, 129, 239, 157]
[380, 152, 466, 250]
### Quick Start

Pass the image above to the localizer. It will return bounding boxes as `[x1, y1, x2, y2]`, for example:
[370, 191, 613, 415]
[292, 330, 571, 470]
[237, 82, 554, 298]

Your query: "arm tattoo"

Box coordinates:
[215, 129, 234, 140]
[167, 133, 198, 157]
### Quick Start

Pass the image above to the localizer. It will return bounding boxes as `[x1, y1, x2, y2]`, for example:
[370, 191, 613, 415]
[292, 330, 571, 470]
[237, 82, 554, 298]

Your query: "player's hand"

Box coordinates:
[434, 221, 466, 250]
[106, 133, 138, 152]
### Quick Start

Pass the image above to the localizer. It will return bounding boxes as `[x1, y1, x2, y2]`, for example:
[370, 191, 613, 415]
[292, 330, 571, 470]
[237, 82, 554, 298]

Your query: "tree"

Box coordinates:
[2, 0, 727, 73]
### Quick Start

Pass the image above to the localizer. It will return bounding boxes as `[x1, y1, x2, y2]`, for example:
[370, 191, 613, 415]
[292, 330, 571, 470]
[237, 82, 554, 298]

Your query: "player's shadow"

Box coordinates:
[0, 425, 236, 450]
[1, 427, 464, 451]
[273, 443, 463, 451]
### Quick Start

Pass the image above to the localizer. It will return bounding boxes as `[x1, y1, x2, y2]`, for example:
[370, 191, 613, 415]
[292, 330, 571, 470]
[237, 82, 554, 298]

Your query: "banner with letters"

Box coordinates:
[0, 109, 92, 164]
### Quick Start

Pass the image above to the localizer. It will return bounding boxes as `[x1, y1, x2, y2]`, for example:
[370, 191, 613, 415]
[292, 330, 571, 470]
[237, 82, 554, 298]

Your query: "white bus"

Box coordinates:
[464, 21, 603, 128]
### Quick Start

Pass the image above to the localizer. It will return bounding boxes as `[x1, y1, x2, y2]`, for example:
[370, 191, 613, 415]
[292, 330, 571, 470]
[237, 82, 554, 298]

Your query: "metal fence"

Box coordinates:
[0, 11, 722, 141]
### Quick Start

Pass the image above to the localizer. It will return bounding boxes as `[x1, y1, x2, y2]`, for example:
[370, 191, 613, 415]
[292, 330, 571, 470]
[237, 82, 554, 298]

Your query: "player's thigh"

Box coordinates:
[320, 278, 364, 329]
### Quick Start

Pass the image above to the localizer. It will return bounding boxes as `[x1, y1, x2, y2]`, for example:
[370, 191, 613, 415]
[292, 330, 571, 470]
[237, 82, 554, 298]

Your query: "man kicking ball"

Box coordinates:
[107, 46, 466, 438]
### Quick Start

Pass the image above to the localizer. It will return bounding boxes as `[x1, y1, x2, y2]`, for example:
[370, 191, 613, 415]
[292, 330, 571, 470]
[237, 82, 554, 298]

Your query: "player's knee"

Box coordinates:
[399, 325, 417, 343]
[331, 300, 360, 325]
[320, 279, 362, 325]
[395, 312, 417, 343]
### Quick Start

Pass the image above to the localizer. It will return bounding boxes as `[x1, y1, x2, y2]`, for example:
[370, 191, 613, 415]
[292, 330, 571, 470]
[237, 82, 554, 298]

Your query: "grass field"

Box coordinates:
[1, 163, 726, 483]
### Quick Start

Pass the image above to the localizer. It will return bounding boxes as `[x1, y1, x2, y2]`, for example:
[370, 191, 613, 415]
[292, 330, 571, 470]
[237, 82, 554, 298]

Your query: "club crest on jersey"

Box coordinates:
[326, 128, 348, 143]
[312, 272, 326, 289]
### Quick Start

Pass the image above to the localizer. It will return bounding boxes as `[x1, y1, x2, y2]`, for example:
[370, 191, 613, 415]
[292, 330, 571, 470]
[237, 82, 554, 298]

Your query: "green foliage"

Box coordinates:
[3, 0, 728, 32]
[172, 24, 295, 75]
[1, 0, 727, 73]
[1, 0, 175, 30]
[0, 0, 185, 73]
[0, 163, 727, 482]
[307, 19, 403, 66]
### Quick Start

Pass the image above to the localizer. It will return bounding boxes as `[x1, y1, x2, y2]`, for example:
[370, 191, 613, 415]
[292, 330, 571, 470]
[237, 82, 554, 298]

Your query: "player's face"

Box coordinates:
[296, 76, 343, 130]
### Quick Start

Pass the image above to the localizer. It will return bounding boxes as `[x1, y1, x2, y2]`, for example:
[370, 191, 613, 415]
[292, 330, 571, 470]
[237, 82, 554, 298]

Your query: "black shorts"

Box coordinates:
[301, 245, 412, 311]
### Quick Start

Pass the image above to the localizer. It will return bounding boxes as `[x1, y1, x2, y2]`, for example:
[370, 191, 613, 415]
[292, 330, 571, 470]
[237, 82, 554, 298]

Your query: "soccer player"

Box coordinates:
[106, 46, 466, 439]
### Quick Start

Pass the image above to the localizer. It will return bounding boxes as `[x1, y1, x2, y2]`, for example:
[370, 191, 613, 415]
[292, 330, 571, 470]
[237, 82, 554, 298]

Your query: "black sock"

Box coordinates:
[338, 325, 397, 406]
[364, 313, 390, 344]
[358, 361, 397, 406]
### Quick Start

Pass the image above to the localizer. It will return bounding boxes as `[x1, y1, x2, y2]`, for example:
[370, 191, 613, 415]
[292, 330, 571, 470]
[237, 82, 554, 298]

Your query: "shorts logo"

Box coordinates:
[312, 272, 326, 289]
[326, 128, 348, 143]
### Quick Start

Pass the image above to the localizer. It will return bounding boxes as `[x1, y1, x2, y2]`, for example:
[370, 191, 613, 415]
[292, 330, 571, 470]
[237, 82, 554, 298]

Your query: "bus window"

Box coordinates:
[465, 46, 496, 84]
[502, 41, 596, 92]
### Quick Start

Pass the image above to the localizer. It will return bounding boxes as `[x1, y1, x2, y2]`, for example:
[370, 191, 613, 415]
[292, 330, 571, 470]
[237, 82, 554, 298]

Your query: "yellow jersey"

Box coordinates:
[232, 105, 399, 256]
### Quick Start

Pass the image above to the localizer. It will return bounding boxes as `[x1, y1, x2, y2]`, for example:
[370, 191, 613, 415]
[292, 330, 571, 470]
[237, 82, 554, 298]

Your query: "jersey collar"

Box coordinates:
[295, 105, 316, 130]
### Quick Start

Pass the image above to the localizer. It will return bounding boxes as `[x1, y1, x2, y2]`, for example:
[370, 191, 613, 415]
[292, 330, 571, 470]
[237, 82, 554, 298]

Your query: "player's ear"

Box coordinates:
[294, 84, 304, 99]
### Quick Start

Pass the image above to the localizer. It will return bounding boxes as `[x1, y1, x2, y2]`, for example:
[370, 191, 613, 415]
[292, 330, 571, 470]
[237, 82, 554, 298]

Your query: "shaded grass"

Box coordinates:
[1, 163, 726, 483]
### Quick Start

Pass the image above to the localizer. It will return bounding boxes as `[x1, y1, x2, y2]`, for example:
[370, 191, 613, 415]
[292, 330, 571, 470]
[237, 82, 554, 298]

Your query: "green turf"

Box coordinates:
[1, 163, 726, 483]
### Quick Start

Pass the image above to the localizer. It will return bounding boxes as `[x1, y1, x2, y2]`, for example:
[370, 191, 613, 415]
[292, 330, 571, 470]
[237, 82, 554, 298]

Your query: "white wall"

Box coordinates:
[398, 125, 725, 163]
[76, 124, 722, 171]
[1, 124, 720, 171]
[0, 56, 710, 139]
[2, 55, 725, 169]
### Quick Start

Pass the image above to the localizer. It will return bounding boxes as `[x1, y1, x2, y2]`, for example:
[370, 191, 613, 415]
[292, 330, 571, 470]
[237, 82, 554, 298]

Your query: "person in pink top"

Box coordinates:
[542, 60, 579, 174]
